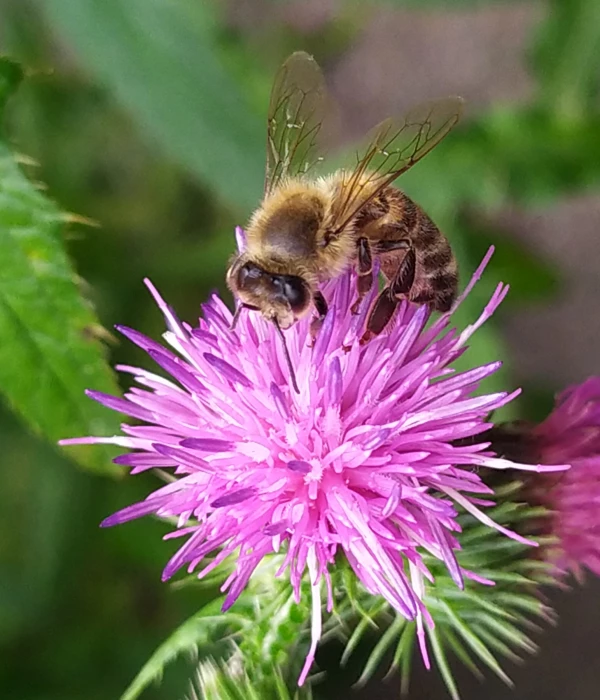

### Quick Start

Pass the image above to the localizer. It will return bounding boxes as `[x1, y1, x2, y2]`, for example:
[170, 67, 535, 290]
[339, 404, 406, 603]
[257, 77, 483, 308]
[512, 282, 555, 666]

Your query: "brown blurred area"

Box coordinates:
[231, 1, 600, 698]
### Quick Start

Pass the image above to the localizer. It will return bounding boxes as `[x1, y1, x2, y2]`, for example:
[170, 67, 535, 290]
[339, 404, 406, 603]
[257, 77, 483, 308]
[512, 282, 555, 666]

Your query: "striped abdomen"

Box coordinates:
[356, 186, 458, 312]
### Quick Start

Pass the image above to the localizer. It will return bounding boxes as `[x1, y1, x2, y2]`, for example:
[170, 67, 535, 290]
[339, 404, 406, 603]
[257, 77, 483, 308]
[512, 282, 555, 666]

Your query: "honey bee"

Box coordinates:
[227, 52, 464, 391]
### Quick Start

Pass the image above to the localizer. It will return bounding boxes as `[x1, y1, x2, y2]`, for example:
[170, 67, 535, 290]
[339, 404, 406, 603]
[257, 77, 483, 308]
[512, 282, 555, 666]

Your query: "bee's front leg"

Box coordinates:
[361, 247, 416, 344]
[350, 237, 374, 314]
[309, 290, 328, 343]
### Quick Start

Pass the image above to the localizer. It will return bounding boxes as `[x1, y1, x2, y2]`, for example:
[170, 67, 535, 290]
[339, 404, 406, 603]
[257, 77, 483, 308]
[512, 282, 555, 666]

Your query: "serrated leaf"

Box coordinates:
[41, 0, 264, 212]
[134, 559, 314, 700]
[0, 57, 121, 474]
[121, 597, 247, 700]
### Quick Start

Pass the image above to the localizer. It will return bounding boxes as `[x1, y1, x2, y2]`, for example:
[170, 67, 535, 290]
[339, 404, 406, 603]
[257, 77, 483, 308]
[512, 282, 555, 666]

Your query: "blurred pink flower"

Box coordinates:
[61, 232, 564, 685]
[531, 378, 600, 579]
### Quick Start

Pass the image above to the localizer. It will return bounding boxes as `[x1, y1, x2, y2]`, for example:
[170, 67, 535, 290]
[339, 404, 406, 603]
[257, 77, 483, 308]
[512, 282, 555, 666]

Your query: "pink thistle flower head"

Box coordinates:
[60, 230, 565, 685]
[531, 378, 600, 579]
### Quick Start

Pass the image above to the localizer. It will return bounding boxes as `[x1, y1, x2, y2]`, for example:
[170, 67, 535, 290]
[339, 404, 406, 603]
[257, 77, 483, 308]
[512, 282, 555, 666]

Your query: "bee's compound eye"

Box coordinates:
[282, 276, 309, 313]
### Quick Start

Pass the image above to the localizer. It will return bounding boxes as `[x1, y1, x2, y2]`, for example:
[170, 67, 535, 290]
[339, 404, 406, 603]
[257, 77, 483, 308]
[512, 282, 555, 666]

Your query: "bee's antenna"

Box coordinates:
[273, 319, 300, 394]
[230, 304, 244, 331]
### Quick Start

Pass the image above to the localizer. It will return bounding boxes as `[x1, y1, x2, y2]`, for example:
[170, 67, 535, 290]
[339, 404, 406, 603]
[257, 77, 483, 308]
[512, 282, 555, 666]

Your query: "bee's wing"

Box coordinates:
[265, 52, 327, 195]
[329, 96, 464, 233]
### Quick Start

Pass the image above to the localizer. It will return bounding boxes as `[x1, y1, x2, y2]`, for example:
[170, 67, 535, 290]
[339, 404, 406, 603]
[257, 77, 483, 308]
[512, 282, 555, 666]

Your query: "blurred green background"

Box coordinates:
[1, 0, 599, 698]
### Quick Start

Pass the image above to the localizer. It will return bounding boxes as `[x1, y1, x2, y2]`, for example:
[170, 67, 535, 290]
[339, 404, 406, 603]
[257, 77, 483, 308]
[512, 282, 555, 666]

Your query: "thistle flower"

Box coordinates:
[529, 378, 600, 579]
[60, 232, 564, 685]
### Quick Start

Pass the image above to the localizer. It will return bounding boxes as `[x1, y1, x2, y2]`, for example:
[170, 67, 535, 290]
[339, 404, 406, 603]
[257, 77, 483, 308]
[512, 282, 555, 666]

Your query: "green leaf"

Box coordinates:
[121, 597, 245, 700]
[0, 57, 121, 474]
[128, 558, 314, 700]
[461, 219, 561, 306]
[532, 0, 600, 117]
[40, 0, 264, 212]
[0, 56, 22, 114]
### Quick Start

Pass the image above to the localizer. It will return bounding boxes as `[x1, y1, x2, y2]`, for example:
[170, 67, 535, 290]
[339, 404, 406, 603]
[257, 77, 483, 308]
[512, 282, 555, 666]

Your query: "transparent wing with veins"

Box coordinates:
[265, 52, 327, 195]
[330, 96, 465, 233]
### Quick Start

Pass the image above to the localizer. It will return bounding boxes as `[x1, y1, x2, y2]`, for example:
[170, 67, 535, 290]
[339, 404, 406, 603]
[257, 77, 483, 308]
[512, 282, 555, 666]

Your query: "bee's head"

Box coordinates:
[226, 258, 312, 330]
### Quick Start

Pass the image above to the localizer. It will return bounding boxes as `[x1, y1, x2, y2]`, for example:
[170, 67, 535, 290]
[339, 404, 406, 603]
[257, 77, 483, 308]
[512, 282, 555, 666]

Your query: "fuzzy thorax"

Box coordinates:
[244, 175, 358, 284]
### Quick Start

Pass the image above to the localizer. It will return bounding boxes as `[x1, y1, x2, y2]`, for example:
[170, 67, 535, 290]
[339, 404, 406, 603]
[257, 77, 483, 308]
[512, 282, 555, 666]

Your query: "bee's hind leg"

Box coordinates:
[309, 290, 329, 343]
[350, 238, 374, 314]
[360, 247, 416, 345]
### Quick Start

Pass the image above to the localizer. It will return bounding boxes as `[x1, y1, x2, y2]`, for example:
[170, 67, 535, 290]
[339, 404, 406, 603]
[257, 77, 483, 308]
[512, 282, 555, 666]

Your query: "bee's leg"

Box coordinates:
[359, 291, 397, 345]
[350, 238, 374, 314]
[309, 290, 328, 342]
[361, 247, 416, 344]
[390, 247, 417, 298]
[353, 236, 412, 313]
